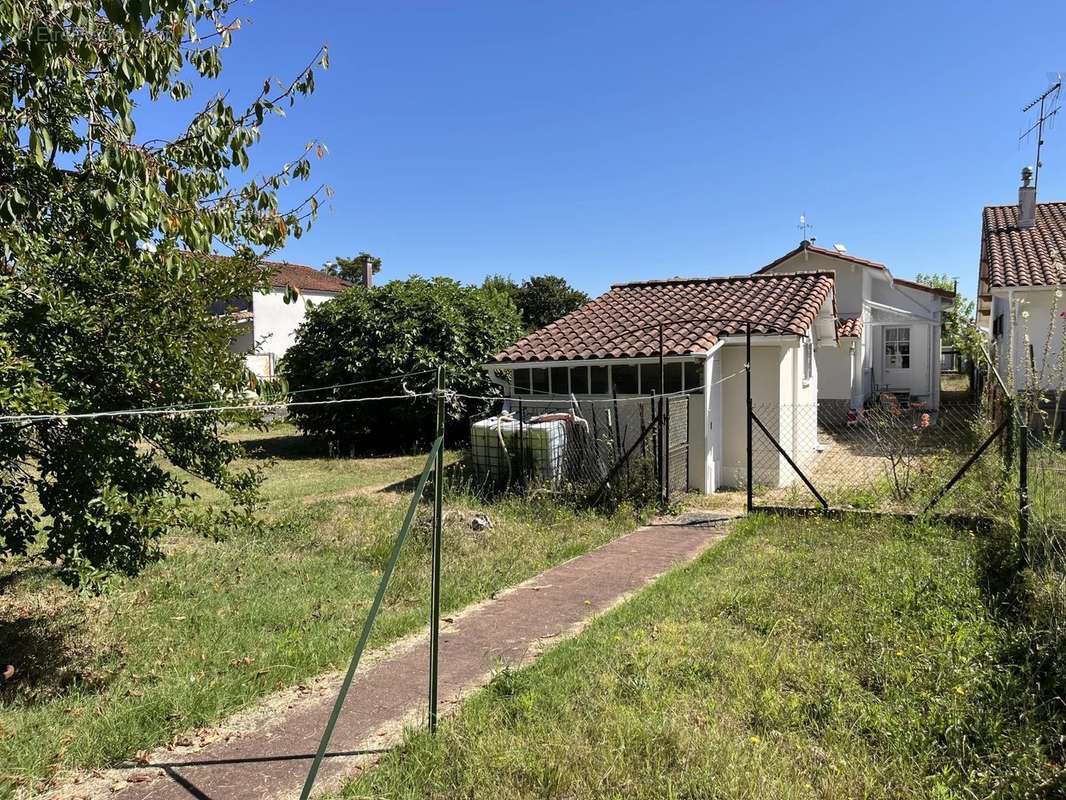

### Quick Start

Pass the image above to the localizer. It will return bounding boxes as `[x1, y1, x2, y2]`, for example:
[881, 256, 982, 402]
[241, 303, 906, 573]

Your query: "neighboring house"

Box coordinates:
[977, 168, 1066, 396]
[485, 272, 839, 493]
[754, 241, 954, 416]
[212, 260, 350, 378]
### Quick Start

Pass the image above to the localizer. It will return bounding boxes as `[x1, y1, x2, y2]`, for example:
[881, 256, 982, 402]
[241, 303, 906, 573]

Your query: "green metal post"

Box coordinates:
[298, 435, 443, 800]
[429, 366, 445, 732]
[746, 321, 753, 514]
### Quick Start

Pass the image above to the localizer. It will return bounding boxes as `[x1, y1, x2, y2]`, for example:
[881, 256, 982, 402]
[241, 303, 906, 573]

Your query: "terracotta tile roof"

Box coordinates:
[982, 202, 1066, 288]
[264, 261, 350, 293]
[191, 252, 351, 293]
[756, 242, 954, 299]
[491, 272, 836, 364]
[836, 317, 863, 338]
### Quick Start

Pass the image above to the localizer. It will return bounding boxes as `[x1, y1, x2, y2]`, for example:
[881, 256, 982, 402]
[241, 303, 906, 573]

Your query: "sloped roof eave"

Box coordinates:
[490, 271, 837, 365]
[757, 243, 954, 299]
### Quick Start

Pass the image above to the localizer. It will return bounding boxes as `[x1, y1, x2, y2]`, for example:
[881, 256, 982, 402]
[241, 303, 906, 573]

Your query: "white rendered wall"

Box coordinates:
[815, 344, 852, 400]
[252, 289, 338, 364]
[719, 344, 787, 489]
[995, 288, 1066, 392]
[763, 251, 946, 405]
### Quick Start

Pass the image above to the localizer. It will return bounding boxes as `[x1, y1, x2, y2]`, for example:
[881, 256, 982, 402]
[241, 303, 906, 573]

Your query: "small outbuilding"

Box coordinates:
[484, 272, 839, 493]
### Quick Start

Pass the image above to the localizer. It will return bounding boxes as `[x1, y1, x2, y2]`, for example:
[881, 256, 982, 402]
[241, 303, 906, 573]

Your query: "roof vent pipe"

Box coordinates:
[1019, 166, 1037, 229]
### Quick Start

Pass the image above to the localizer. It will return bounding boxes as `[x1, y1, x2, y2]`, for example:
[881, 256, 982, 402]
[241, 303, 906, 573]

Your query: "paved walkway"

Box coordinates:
[65, 517, 730, 800]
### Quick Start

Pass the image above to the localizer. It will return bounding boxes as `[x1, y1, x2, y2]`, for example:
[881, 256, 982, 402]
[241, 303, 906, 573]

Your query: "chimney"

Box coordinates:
[362, 259, 374, 288]
[1018, 166, 1037, 229]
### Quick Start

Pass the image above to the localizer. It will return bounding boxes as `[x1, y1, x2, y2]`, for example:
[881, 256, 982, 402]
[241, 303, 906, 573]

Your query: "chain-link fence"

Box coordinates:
[749, 400, 1007, 515]
[1023, 425, 1066, 675]
[467, 395, 689, 506]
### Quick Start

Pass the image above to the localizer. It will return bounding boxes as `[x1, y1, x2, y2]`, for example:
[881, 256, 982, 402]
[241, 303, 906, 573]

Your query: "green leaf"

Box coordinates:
[29, 130, 44, 166]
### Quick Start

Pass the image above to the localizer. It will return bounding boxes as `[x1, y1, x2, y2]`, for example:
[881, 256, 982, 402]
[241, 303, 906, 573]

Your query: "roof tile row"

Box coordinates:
[492, 272, 836, 364]
[982, 202, 1066, 288]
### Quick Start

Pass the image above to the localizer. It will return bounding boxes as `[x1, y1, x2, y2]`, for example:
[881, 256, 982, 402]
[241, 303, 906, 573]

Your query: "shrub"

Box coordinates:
[282, 277, 523, 451]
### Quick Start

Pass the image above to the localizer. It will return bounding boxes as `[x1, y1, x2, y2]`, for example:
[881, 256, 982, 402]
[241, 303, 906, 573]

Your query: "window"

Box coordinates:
[664, 362, 683, 394]
[531, 368, 549, 395]
[611, 364, 638, 394]
[884, 327, 911, 370]
[550, 366, 569, 394]
[993, 313, 1004, 338]
[570, 366, 589, 394]
[590, 365, 609, 393]
[639, 364, 660, 394]
[802, 335, 814, 383]
[513, 368, 530, 395]
[684, 361, 704, 393]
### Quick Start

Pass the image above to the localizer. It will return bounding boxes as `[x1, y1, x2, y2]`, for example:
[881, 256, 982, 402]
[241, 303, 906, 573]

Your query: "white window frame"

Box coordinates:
[509, 359, 704, 396]
[883, 326, 911, 370]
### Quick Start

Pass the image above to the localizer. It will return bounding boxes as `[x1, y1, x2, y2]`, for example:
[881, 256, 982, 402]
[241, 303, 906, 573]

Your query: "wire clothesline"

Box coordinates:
[0, 365, 748, 425]
[102, 368, 440, 415]
[0, 392, 434, 425]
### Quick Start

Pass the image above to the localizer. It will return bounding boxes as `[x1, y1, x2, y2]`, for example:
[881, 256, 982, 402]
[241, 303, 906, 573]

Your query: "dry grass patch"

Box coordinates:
[0, 424, 645, 798]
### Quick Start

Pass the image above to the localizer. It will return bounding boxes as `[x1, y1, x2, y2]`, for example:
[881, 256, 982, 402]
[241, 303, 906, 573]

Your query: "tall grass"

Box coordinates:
[0, 426, 645, 798]
[344, 514, 1055, 799]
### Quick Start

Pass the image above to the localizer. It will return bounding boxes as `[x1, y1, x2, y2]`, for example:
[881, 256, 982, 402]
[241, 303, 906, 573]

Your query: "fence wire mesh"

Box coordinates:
[1024, 426, 1066, 652]
[750, 399, 1004, 515]
[467, 395, 689, 506]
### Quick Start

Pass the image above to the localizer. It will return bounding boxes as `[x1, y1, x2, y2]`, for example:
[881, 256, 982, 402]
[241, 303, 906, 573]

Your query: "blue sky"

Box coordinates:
[138, 0, 1066, 298]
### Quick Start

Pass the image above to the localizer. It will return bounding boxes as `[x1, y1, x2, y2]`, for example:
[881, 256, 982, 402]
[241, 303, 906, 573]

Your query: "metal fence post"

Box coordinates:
[746, 321, 753, 514]
[663, 394, 671, 507]
[429, 366, 445, 733]
[652, 322, 660, 503]
[1019, 420, 1029, 565]
[299, 436, 443, 800]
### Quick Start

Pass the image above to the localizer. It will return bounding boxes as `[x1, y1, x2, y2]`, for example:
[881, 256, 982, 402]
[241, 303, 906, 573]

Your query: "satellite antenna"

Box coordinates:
[798, 213, 814, 242]
[833, 243, 847, 254]
[1019, 74, 1062, 189]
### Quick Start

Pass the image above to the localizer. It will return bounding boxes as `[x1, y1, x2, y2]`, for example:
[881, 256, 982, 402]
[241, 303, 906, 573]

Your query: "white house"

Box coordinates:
[754, 242, 954, 418]
[485, 272, 839, 493]
[977, 169, 1066, 405]
[213, 260, 349, 378]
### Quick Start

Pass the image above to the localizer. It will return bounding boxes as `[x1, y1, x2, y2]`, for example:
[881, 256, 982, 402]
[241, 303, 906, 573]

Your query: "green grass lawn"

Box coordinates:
[343, 513, 1056, 800]
[0, 424, 645, 798]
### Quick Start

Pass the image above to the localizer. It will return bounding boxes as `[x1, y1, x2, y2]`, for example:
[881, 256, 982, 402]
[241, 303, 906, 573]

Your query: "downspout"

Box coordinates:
[792, 336, 800, 460]
[848, 339, 856, 408]
[929, 320, 937, 406]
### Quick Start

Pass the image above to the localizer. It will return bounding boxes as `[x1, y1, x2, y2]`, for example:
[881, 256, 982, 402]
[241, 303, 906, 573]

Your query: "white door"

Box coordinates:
[881, 325, 912, 391]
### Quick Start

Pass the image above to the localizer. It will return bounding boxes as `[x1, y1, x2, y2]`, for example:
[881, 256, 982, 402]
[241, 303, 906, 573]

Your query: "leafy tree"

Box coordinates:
[915, 272, 982, 360]
[481, 273, 520, 303]
[283, 277, 523, 451]
[0, 1, 328, 586]
[481, 274, 588, 332]
[326, 252, 381, 285]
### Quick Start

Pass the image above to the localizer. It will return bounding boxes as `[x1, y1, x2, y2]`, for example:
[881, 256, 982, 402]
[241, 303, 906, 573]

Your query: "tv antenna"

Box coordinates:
[798, 213, 814, 242]
[1019, 74, 1062, 189]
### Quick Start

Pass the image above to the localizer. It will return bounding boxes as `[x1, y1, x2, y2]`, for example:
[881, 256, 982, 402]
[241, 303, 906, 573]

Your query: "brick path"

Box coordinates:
[67, 517, 730, 800]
